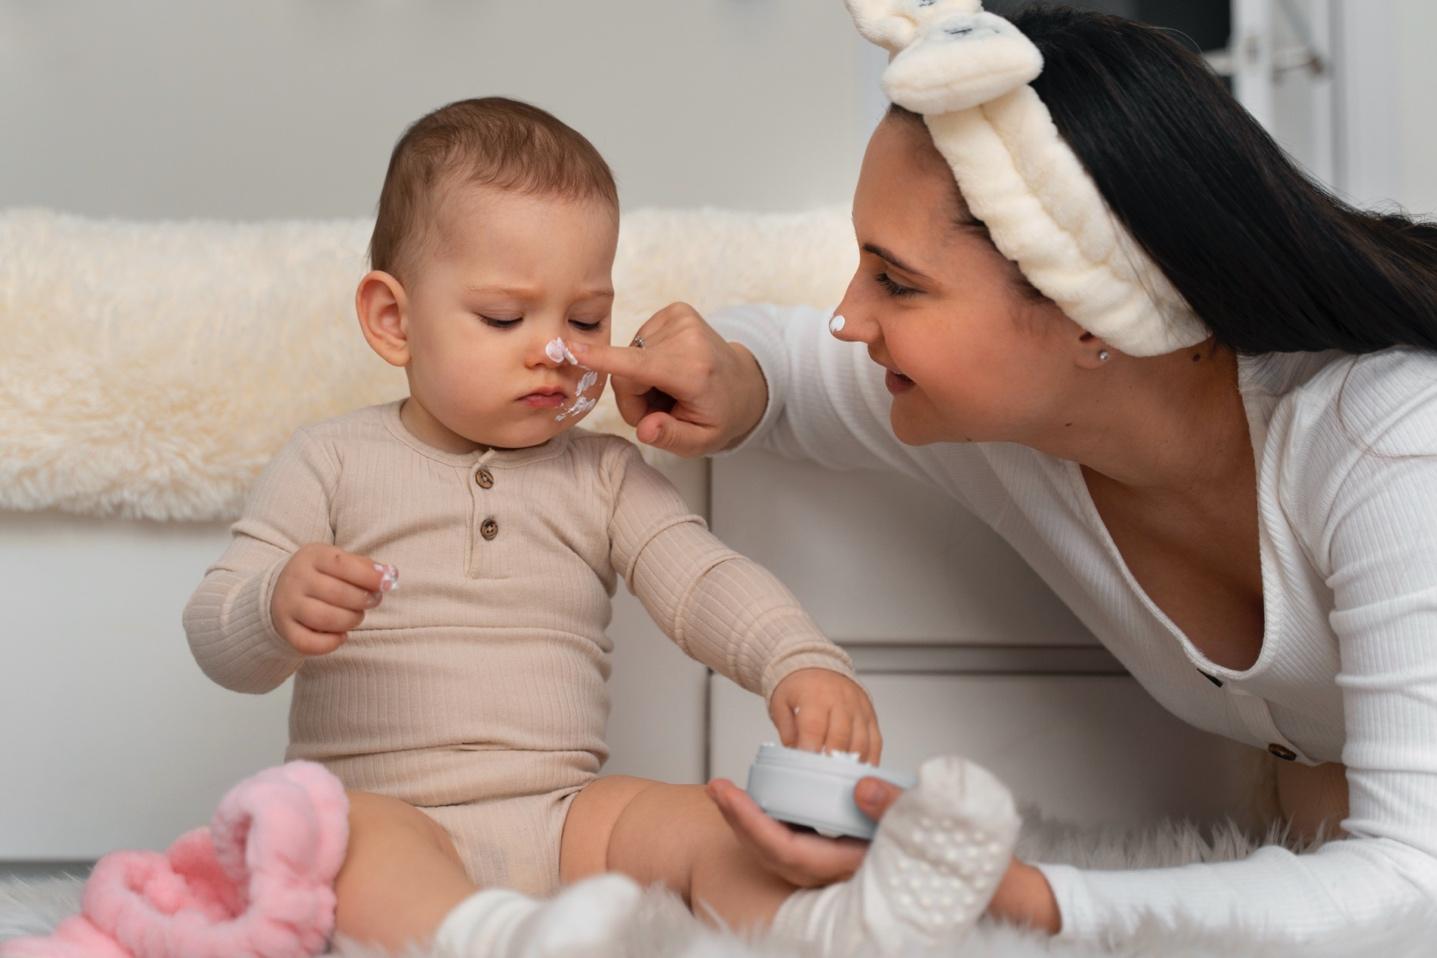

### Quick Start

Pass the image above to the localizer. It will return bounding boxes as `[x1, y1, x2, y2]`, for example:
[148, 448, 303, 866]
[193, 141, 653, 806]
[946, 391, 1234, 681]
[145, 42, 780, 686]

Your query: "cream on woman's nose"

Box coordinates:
[828, 314, 847, 336]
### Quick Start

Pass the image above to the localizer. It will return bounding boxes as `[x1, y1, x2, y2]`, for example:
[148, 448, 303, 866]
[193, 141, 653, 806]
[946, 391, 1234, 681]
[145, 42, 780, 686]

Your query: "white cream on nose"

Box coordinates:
[545, 337, 599, 422]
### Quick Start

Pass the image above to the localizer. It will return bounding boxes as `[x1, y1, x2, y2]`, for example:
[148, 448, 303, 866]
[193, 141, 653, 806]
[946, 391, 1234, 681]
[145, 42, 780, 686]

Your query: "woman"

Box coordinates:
[573, 0, 1437, 942]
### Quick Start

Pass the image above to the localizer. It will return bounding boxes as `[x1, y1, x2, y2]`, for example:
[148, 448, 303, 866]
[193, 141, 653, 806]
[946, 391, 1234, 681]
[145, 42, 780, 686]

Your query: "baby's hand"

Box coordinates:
[769, 669, 882, 764]
[270, 544, 396, 656]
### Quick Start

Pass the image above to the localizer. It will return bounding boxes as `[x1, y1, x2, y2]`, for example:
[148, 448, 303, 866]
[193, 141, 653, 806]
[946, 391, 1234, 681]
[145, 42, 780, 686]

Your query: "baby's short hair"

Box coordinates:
[369, 97, 618, 280]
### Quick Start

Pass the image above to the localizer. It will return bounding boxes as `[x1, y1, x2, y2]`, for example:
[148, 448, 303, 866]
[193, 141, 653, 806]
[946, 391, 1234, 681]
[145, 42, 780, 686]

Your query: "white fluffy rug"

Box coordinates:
[3, 813, 1433, 957]
[0, 207, 855, 522]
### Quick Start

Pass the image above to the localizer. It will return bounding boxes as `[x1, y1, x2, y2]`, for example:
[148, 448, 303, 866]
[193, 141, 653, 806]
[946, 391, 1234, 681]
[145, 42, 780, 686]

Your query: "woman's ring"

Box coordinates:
[631, 335, 646, 349]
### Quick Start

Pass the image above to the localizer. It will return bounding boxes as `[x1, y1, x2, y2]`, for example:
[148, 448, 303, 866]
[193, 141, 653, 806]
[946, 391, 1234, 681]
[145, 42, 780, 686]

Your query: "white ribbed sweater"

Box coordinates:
[716, 304, 1437, 941]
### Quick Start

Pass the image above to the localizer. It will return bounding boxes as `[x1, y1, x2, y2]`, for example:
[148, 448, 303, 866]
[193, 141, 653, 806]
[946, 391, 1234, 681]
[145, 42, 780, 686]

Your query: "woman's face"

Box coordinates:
[833, 116, 1088, 447]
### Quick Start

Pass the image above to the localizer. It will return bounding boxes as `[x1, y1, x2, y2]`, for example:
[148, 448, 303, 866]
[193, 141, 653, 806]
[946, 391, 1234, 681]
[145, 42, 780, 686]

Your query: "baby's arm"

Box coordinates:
[184, 429, 380, 693]
[605, 442, 880, 759]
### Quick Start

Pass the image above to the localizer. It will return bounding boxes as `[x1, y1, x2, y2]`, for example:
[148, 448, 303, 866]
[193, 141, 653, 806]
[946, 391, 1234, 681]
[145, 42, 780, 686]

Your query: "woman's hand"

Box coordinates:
[571, 302, 768, 457]
[704, 775, 905, 887]
[709, 774, 1062, 931]
[769, 669, 883, 764]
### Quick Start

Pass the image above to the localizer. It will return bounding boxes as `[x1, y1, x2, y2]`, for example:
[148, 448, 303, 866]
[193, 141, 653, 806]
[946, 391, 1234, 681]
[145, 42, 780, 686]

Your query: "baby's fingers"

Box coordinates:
[866, 715, 884, 765]
[769, 696, 799, 748]
[284, 622, 347, 657]
[795, 704, 831, 754]
[822, 708, 854, 757]
[294, 597, 365, 636]
[308, 571, 382, 612]
[316, 547, 397, 593]
[850, 722, 871, 766]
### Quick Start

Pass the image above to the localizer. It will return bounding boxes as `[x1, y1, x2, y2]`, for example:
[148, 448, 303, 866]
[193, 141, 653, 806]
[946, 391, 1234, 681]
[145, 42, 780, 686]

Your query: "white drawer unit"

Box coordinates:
[0, 512, 291, 858]
[712, 450, 1095, 647]
[710, 671, 1259, 827]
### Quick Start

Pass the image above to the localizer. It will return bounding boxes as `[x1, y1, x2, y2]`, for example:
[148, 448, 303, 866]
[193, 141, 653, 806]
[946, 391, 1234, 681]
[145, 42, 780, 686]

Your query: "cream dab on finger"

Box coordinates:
[373, 562, 399, 593]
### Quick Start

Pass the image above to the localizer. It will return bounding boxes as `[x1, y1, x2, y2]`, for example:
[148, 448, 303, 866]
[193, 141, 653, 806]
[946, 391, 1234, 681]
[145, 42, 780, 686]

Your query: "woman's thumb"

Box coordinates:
[855, 777, 902, 819]
[636, 411, 707, 456]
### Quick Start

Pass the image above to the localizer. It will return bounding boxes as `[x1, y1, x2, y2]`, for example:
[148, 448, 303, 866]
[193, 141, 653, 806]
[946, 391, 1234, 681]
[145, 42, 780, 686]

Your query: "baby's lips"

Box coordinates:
[373, 562, 400, 593]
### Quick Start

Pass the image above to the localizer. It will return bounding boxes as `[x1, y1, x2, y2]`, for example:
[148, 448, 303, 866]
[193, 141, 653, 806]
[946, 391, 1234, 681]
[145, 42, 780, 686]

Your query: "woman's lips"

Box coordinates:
[520, 392, 566, 408]
[884, 369, 915, 395]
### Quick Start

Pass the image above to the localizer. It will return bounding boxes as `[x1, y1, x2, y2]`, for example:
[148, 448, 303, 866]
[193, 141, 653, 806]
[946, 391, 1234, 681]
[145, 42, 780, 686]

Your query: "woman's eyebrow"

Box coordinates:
[862, 242, 933, 281]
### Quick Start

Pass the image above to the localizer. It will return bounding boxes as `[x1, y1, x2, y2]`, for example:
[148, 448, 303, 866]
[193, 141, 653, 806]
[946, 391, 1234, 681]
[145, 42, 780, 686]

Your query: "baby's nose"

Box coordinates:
[540, 336, 575, 367]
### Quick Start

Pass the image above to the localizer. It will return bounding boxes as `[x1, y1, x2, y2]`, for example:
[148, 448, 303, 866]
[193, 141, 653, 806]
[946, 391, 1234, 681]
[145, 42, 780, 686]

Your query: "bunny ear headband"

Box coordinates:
[846, 0, 1209, 357]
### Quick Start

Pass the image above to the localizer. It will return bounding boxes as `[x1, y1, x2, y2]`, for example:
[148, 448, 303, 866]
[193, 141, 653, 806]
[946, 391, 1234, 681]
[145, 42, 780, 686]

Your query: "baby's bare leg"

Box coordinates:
[561, 776, 793, 931]
[335, 790, 476, 951]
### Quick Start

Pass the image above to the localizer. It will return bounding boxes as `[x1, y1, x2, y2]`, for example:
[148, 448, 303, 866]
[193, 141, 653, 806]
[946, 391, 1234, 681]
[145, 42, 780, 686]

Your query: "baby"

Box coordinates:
[184, 97, 1011, 958]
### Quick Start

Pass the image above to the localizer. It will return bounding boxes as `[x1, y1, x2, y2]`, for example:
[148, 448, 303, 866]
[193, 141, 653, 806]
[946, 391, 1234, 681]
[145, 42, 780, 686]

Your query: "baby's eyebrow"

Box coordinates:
[464, 284, 614, 300]
[465, 284, 539, 298]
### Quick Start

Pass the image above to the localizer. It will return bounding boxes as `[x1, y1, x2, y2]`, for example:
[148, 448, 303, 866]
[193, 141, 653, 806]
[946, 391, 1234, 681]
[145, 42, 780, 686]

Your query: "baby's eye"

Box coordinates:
[875, 272, 919, 297]
[480, 315, 522, 328]
[569, 319, 605, 332]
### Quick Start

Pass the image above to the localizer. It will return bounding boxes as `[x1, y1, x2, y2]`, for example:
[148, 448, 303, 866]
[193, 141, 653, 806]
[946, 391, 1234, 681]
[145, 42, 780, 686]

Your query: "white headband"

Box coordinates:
[846, 0, 1210, 357]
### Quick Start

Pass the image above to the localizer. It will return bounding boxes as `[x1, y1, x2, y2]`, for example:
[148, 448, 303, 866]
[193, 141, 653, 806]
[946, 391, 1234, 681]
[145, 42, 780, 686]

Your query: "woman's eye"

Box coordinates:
[875, 272, 918, 297]
[569, 319, 604, 332]
[480, 315, 522, 328]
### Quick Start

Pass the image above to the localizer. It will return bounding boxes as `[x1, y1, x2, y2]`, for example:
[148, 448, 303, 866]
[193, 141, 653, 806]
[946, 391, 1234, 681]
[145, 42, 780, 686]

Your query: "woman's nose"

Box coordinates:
[830, 287, 877, 345]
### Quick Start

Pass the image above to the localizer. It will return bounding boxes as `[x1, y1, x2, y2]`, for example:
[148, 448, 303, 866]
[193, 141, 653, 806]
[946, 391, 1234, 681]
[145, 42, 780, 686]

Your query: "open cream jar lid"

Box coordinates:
[744, 743, 918, 840]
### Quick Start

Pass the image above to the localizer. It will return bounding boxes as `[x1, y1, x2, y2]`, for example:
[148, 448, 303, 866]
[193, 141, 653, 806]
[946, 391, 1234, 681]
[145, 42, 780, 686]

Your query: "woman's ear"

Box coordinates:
[1075, 330, 1115, 370]
[356, 270, 410, 367]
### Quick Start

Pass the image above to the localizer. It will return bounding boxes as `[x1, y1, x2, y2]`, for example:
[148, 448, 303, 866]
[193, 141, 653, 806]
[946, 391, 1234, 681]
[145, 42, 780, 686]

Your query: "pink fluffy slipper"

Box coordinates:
[1, 762, 348, 958]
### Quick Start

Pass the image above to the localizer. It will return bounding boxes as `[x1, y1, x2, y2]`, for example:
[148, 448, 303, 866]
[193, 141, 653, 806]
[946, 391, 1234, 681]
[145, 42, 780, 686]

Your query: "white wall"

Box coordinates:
[0, 0, 882, 218]
[1393, 0, 1437, 217]
[1333, 0, 1437, 214]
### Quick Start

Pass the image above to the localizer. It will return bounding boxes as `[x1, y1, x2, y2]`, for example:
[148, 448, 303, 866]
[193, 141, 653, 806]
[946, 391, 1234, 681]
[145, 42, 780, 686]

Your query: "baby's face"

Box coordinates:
[401, 184, 617, 450]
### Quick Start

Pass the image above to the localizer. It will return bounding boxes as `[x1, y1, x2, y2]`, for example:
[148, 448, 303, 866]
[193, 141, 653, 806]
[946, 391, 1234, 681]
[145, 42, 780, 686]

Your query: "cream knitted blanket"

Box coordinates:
[0, 207, 854, 521]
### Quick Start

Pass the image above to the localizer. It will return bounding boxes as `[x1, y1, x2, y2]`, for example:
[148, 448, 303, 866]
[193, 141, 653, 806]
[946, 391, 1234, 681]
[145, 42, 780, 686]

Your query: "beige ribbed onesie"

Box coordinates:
[183, 400, 854, 894]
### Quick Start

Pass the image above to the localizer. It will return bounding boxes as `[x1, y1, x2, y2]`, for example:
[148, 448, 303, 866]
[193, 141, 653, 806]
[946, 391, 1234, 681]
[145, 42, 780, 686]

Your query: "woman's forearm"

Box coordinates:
[722, 341, 770, 451]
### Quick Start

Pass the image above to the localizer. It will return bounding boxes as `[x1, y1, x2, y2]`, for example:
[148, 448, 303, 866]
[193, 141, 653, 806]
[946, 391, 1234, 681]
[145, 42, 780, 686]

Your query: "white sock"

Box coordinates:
[434, 874, 644, 958]
[768, 756, 1020, 957]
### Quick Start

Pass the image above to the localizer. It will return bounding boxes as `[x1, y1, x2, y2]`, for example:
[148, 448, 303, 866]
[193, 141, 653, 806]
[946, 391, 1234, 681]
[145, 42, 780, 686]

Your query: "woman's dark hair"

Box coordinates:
[902, 4, 1437, 355]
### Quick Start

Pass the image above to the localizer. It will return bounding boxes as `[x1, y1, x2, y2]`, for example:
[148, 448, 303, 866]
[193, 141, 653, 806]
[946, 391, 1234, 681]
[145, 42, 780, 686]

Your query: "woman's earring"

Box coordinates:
[1097, 349, 1111, 363]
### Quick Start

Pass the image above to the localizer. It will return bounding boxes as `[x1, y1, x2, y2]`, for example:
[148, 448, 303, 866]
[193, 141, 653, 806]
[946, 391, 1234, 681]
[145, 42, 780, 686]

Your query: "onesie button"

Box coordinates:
[475, 468, 494, 489]
[1268, 743, 1297, 761]
[480, 517, 499, 540]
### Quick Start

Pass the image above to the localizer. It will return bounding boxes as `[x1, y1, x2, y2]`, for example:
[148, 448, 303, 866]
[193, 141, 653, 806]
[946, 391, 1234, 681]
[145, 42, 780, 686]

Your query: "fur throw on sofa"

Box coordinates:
[0, 207, 854, 522]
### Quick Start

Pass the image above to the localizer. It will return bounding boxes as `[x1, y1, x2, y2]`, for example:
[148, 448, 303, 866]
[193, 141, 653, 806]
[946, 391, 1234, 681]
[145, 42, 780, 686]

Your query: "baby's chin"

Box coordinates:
[471, 414, 591, 452]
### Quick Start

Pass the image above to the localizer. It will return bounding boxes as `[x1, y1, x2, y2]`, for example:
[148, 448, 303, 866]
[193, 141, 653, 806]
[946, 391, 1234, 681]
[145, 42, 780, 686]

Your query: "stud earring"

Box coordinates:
[1097, 349, 1111, 362]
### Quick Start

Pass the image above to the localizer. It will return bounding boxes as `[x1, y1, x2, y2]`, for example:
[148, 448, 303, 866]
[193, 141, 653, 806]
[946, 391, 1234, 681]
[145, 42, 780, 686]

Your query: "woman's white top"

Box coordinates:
[714, 304, 1437, 941]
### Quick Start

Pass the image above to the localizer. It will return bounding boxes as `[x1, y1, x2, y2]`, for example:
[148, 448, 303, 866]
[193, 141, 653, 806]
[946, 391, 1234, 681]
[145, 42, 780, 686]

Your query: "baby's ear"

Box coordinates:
[356, 270, 410, 367]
